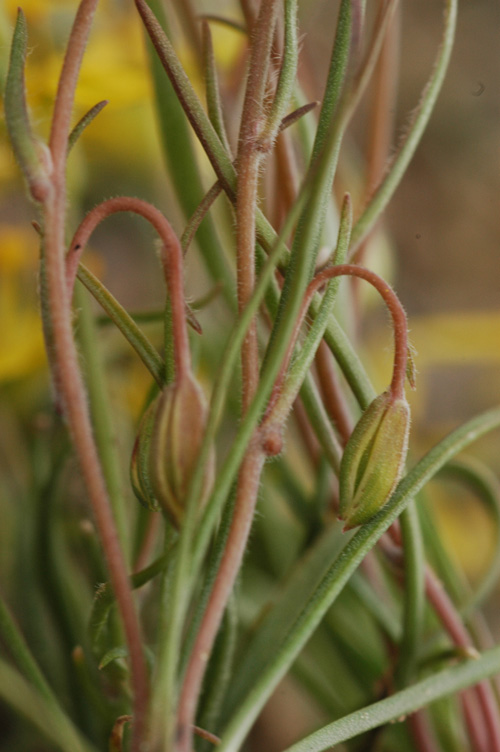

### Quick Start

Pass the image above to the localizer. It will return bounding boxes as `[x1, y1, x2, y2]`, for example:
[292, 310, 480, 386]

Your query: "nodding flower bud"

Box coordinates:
[146, 373, 214, 528]
[339, 391, 410, 531]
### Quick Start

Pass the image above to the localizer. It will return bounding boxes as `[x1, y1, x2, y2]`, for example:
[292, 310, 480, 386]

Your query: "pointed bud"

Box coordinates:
[149, 374, 214, 528]
[339, 391, 410, 530]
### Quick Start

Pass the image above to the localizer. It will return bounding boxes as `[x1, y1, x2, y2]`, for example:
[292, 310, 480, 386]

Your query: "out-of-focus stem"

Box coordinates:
[176, 3, 281, 748]
[425, 568, 500, 752]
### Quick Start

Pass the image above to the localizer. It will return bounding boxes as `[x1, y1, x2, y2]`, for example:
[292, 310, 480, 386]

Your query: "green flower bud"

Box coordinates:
[149, 374, 214, 528]
[339, 391, 410, 530]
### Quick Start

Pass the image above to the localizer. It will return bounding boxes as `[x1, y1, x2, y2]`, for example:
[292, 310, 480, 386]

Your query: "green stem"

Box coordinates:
[0, 657, 97, 752]
[74, 281, 130, 558]
[76, 264, 164, 386]
[395, 503, 425, 687]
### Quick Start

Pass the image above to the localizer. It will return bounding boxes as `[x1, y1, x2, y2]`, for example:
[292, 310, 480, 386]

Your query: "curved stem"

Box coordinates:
[67, 196, 190, 380]
[267, 263, 408, 421]
[236, 0, 280, 411]
[42, 4, 149, 750]
[181, 179, 223, 254]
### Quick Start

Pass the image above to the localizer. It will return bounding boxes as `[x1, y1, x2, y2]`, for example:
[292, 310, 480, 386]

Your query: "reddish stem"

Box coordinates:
[266, 263, 408, 420]
[43, 4, 149, 749]
[66, 196, 191, 380]
[293, 396, 321, 468]
[407, 710, 441, 752]
[176, 447, 265, 752]
[175, 4, 280, 749]
[462, 691, 489, 752]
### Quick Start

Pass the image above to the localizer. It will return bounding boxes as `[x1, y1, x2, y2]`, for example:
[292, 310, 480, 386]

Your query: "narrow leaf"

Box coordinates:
[262, 0, 299, 143]
[68, 100, 108, 153]
[99, 646, 128, 670]
[349, 0, 458, 254]
[76, 263, 165, 386]
[5, 9, 50, 201]
[218, 407, 500, 751]
[279, 102, 319, 134]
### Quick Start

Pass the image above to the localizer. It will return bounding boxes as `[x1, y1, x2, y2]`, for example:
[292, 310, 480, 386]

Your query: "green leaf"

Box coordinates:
[349, 0, 458, 254]
[76, 263, 165, 386]
[261, 0, 299, 143]
[282, 646, 500, 751]
[4, 9, 50, 202]
[222, 524, 346, 719]
[440, 457, 500, 615]
[67, 100, 108, 153]
[0, 658, 97, 752]
[99, 646, 129, 670]
[201, 20, 231, 155]
[217, 407, 500, 751]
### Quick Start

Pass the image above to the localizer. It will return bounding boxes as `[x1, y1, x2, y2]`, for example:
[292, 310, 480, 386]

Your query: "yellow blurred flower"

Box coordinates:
[0, 226, 45, 381]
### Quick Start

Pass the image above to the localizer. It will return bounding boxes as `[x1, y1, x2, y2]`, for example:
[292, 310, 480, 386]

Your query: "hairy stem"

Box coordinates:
[67, 196, 190, 380]
[176, 448, 265, 751]
[43, 3, 149, 749]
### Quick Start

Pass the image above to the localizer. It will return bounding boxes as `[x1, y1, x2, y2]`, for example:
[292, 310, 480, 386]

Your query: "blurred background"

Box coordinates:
[0, 0, 500, 747]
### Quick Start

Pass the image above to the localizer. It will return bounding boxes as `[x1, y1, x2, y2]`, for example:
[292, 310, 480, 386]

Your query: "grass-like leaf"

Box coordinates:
[217, 406, 500, 751]
[5, 9, 49, 202]
[76, 264, 165, 386]
[349, 0, 458, 255]
[0, 658, 97, 752]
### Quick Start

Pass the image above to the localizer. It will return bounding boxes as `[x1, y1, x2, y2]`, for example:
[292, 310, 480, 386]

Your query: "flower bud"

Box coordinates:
[339, 391, 410, 530]
[149, 373, 214, 528]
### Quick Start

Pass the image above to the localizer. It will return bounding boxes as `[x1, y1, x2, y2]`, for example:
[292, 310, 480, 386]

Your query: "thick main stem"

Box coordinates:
[236, 0, 280, 411]
[236, 146, 261, 412]
[44, 3, 149, 749]
[175, 3, 280, 748]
